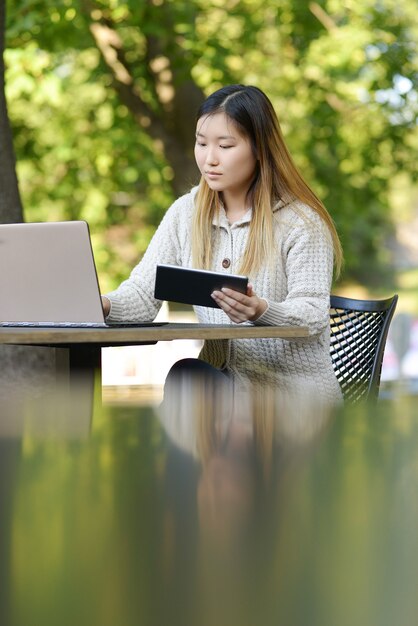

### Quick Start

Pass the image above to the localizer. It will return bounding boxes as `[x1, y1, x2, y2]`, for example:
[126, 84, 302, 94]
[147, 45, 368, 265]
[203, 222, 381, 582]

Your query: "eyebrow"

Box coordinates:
[195, 131, 237, 140]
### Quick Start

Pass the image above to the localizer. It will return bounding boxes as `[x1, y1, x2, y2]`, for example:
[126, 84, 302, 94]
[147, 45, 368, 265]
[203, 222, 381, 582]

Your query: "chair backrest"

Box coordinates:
[330, 294, 398, 404]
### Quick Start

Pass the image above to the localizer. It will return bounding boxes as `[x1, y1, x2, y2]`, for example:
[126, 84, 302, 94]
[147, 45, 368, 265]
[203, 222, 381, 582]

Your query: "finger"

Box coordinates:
[211, 293, 246, 318]
[219, 298, 256, 322]
[220, 294, 251, 313]
[212, 290, 244, 309]
[220, 287, 251, 304]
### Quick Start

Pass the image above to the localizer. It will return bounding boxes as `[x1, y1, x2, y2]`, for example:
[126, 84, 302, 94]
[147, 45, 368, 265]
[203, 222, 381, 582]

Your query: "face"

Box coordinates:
[194, 112, 257, 200]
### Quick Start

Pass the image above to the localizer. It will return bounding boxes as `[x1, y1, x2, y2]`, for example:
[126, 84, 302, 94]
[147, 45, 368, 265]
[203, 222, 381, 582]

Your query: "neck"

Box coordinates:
[221, 191, 251, 223]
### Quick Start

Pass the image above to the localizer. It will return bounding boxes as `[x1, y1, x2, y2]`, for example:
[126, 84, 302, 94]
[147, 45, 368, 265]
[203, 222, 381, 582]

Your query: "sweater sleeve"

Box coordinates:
[254, 208, 334, 336]
[105, 192, 194, 322]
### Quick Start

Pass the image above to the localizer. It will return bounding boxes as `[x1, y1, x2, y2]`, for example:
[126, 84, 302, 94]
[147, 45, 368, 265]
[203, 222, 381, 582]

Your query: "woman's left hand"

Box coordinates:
[211, 283, 267, 323]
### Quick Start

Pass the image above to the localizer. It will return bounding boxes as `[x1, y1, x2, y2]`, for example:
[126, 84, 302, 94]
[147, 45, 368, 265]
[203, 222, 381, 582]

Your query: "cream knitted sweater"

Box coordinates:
[106, 188, 342, 403]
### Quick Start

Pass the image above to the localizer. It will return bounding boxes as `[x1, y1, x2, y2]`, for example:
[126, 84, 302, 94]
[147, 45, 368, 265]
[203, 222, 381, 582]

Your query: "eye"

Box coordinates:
[220, 145, 233, 149]
[196, 141, 207, 147]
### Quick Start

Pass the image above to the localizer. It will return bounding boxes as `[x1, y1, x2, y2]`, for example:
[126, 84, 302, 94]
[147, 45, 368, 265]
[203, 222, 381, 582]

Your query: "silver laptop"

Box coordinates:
[0, 221, 159, 328]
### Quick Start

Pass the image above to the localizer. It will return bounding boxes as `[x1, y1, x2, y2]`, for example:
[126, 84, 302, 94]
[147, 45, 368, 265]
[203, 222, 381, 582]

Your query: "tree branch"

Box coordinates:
[309, 2, 337, 32]
[88, 15, 201, 194]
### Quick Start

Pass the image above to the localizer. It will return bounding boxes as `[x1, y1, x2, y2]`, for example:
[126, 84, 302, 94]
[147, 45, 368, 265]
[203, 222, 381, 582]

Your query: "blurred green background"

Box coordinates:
[4, 0, 418, 308]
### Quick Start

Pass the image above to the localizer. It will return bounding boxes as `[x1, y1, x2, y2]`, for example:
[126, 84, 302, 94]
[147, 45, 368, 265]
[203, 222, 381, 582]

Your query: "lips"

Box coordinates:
[205, 171, 222, 178]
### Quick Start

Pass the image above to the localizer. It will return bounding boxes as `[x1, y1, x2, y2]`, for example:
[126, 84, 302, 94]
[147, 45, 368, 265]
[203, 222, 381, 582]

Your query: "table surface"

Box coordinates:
[0, 384, 417, 626]
[0, 322, 309, 346]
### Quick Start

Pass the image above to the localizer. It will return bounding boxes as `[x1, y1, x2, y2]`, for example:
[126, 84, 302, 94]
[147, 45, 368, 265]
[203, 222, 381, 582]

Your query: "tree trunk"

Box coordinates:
[0, 0, 23, 223]
[88, 6, 204, 197]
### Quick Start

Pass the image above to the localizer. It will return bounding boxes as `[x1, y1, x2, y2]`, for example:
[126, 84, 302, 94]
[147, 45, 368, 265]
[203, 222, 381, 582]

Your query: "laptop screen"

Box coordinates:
[0, 221, 106, 324]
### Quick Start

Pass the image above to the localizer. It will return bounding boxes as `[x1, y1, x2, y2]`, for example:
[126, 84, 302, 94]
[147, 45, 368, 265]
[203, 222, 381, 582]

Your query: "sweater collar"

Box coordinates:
[211, 196, 292, 227]
[212, 205, 253, 227]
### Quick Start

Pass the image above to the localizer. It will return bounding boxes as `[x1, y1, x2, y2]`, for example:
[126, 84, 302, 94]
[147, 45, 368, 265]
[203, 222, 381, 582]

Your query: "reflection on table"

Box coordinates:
[0, 380, 417, 626]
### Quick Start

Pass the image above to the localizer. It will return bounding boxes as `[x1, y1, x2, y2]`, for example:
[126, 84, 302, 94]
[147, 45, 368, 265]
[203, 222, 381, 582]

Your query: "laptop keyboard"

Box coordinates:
[0, 321, 167, 329]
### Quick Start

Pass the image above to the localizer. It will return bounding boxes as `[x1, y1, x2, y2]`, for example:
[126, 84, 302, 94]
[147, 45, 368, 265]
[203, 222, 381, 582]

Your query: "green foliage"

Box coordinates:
[5, 0, 418, 288]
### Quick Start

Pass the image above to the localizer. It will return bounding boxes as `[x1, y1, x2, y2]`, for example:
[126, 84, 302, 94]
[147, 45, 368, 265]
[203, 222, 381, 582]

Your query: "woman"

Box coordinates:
[102, 84, 343, 403]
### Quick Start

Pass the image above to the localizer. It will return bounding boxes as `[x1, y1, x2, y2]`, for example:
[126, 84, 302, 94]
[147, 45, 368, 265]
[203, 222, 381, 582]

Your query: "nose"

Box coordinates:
[205, 146, 219, 166]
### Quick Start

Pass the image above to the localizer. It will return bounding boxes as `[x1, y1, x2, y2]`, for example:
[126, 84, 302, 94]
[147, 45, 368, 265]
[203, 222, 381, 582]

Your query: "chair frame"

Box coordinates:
[330, 294, 398, 404]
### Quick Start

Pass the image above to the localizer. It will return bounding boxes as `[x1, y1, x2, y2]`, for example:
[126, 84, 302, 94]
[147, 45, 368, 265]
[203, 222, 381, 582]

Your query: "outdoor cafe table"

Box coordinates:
[0, 323, 309, 378]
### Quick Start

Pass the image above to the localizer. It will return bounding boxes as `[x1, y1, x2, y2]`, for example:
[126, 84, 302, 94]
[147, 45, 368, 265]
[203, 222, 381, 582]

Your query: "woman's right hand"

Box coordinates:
[101, 296, 111, 317]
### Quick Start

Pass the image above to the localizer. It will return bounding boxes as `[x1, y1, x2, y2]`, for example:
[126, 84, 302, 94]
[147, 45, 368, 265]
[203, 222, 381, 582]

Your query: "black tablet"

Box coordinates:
[154, 264, 249, 308]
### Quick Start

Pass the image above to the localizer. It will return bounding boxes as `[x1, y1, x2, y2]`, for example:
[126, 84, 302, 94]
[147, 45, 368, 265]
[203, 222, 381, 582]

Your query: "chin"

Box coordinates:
[205, 180, 224, 191]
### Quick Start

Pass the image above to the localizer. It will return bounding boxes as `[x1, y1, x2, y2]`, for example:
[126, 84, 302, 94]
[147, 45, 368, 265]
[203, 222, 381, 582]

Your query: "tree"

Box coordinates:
[0, 0, 23, 222]
[4, 0, 418, 286]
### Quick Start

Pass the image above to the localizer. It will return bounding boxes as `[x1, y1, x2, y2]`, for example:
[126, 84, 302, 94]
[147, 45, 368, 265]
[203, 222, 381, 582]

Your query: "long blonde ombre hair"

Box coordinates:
[192, 85, 343, 278]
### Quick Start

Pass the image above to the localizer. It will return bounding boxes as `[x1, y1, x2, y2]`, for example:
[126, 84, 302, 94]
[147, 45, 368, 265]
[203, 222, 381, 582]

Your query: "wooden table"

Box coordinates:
[0, 322, 309, 377]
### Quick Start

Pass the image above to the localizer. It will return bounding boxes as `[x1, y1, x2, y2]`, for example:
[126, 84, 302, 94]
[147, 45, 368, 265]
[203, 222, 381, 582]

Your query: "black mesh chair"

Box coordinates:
[330, 294, 398, 404]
